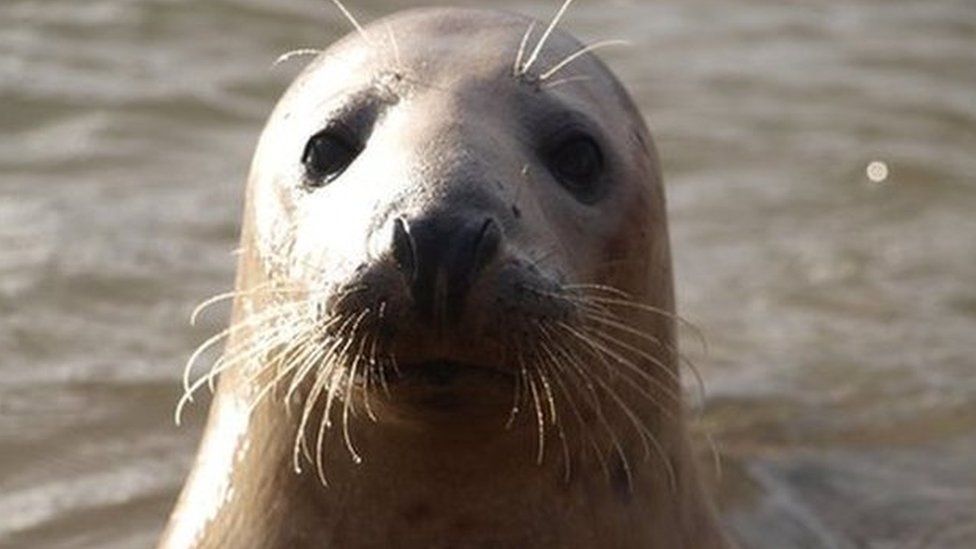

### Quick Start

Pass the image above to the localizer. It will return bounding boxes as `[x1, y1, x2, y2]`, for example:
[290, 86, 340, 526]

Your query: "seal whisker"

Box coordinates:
[538, 322, 604, 413]
[232, 311, 323, 381]
[320, 340, 354, 433]
[524, 244, 563, 274]
[329, 0, 372, 45]
[359, 332, 379, 422]
[182, 305, 286, 396]
[553, 323, 678, 493]
[177, 302, 309, 424]
[581, 311, 706, 406]
[554, 292, 710, 397]
[202, 316, 303, 391]
[319, 309, 370, 472]
[580, 321, 684, 402]
[534, 354, 573, 482]
[569, 296, 708, 404]
[540, 75, 593, 90]
[518, 350, 547, 465]
[284, 317, 349, 406]
[321, 310, 369, 429]
[270, 334, 327, 417]
[565, 290, 708, 351]
[561, 283, 632, 298]
[537, 335, 605, 477]
[318, 310, 370, 479]
[554, 325, 648, 435]
[505, 349, 524, 430]
[190, 282, 342, 326]
[384, 23, 402, 69]
[567, 294, 677, 355]
[312, 312, 363, 432]
[373, 300, 392, 397]
[528, 369, 547, 465]
[513, 22, 537, 76]
[339, 364, 359, 462]
[190, 281, 272, 326]
[293, 313, 359, 474]
[272, 48, 323, 68]
[246, 332, 320, 416]
[313, 366, 346, 482]
[249, 310, 347, 407]
[294, 356, 339, 474]
[281, 330, 334, 417]
[536, 335, 581, 482]
[293, 361, 332, 474]
[558, 321, 678, 419]
[177, 322, 295, 425]
[544, 323, 634, 491]
[207, 317, 296, 372]
[242, 321, 313, 386]
[539, 40, 630, 81]
[345, 311, 376, 424]
[387, 349, 402, 378]
[318, 318, 370, 483]
[520, 0, 576, 76]
[534, 349, 559, 426]
[538, 323, 624, 480]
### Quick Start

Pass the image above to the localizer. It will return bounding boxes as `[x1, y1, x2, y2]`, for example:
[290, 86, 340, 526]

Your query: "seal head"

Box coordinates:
[244, 7, 666, 417]
[162, 7, 724, 548]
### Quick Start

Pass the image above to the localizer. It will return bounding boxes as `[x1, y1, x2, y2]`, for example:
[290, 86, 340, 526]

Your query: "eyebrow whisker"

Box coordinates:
[272, 49, 323, 69]
[540, 40, 630, 81]
[513, 22, 537, 76]
[385, 23, 402, 68]
[329, 0, 373, 45]
[519, 0, 575, 75]
[540, 75, 593, 91]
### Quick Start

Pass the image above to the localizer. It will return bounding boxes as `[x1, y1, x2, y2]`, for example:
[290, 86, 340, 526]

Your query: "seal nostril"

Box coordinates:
[397, 214, 503, 324]
[472, 218, 501, 274]
[392, 217, 416, 282]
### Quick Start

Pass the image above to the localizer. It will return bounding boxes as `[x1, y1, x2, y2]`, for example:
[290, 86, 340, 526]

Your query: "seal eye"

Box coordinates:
[547, 135, 604, 202]
[301, 128, 361, 187]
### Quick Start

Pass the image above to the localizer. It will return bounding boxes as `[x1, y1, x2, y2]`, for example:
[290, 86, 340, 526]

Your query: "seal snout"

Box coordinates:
[392, 214, 501, 324]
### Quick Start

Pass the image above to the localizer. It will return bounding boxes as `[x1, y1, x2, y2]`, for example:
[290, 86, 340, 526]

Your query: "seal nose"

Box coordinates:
[392, 215, 501, 323]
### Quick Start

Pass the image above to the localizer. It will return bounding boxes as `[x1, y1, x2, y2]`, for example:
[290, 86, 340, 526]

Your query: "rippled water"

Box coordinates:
[1, 0, 974, 547]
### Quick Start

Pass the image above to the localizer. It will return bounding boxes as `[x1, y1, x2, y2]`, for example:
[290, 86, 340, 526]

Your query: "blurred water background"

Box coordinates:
[1, 0, 974, 547]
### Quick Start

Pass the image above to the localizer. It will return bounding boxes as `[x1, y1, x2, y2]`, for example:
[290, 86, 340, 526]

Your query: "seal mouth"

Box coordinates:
[373, 359, 517, 416]
[390, 360, 514, 387]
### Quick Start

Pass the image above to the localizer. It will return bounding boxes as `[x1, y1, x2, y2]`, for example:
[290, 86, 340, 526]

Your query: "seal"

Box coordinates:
[160, 6, 725, 548]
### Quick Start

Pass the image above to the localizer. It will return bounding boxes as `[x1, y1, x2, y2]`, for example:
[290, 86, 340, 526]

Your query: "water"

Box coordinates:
[1, 0, 974, 546]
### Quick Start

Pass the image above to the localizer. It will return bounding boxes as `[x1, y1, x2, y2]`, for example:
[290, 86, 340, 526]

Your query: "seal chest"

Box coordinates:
[162, 6, 726, 548]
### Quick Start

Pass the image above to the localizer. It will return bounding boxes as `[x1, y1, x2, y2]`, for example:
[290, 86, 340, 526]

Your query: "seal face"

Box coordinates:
[243, 7, 664, 420]
[164, 7, 725, 549]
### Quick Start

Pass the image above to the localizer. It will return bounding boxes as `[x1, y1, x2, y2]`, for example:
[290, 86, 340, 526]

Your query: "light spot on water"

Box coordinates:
[866, 161, 889, 183]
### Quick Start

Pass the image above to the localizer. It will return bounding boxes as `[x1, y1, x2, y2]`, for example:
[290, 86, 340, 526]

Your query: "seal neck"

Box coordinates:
[162, 364, 723, 548]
